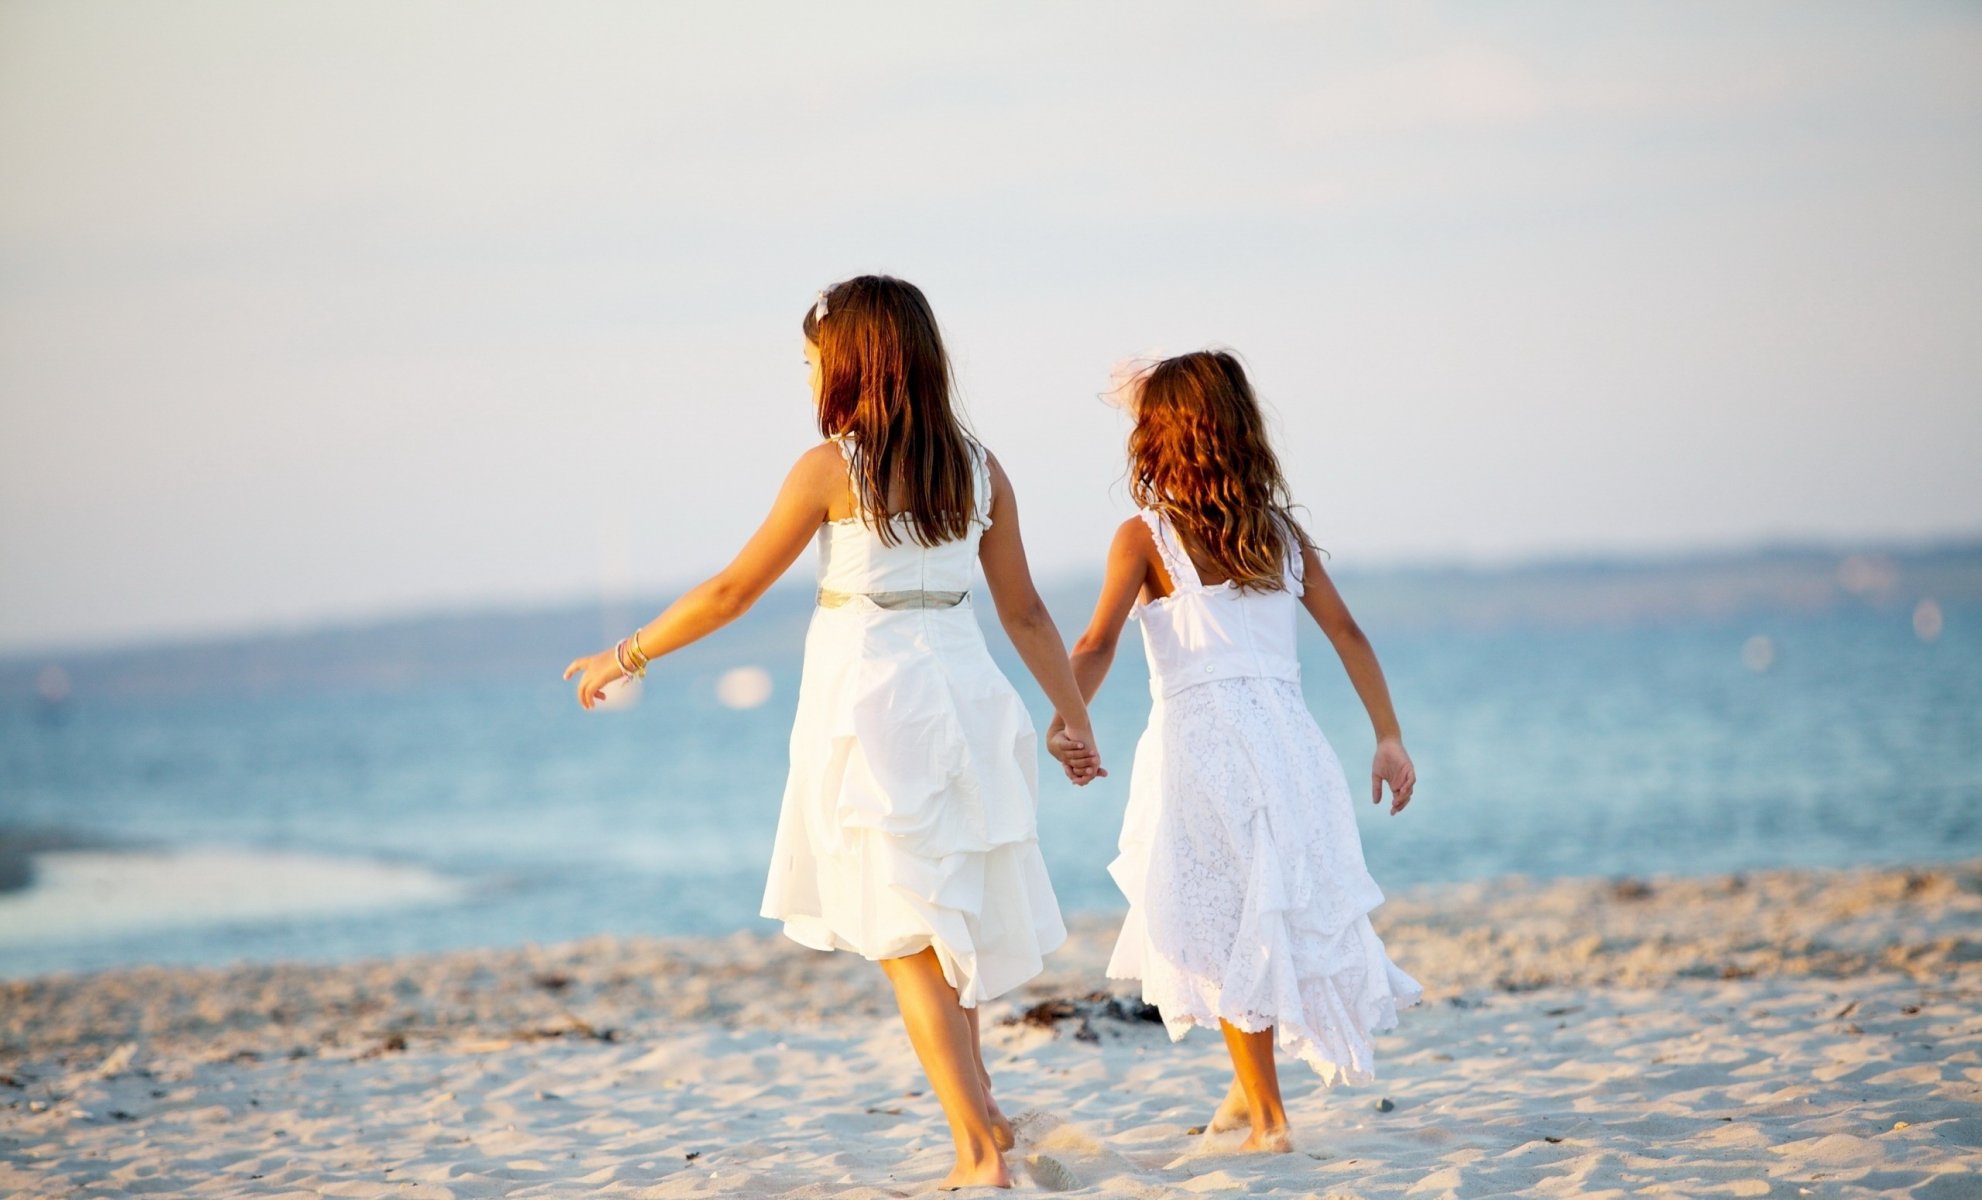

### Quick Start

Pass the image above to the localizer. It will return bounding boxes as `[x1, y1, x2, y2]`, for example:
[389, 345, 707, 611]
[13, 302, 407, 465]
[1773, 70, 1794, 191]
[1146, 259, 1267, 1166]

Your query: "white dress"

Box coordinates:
[760, 438, 1066, 1007]
[1106, 510, 1422, 1084]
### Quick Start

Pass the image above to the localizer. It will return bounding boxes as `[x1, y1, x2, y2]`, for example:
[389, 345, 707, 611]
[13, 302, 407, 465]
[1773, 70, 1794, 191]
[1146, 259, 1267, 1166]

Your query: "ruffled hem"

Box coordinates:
[1110, 919, 1422, 1085]
[765, 827, 1066, 1007]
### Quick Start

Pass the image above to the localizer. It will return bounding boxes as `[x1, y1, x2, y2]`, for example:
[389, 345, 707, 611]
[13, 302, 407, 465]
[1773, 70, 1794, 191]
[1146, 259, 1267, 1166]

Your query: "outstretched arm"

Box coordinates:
[976, 453, 1103, 783]
[1298, 544, 1416, 813]
[564, 444, 841, 709]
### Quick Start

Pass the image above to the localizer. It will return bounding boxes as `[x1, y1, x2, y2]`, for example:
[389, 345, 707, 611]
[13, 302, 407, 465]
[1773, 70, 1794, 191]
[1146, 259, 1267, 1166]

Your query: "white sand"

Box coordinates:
[4, 860, 1979, 1198]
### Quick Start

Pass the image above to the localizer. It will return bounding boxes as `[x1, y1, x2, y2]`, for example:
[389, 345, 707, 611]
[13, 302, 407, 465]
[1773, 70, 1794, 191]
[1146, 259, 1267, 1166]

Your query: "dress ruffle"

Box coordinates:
[763, 603, 1065, 1006]
[1106, 677, 1422, 1083]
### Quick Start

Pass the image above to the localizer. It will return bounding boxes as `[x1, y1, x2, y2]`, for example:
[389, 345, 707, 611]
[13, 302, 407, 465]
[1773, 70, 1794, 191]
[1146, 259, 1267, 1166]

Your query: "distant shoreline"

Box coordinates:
[2, 539, 1975, 700]
[10, 530, 1982, 665]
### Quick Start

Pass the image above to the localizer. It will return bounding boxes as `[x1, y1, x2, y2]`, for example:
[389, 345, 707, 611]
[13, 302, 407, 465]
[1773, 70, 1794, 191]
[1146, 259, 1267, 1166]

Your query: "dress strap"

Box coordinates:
[1280, 514, 1306, 593]
[831, 434, 877, 525]
[1139, 510, 1203, 591]
[969, 439, 994, 526]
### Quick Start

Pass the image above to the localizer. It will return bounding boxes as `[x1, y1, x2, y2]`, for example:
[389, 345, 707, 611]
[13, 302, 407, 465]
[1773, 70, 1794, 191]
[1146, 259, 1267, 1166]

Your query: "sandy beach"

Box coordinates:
[3, 859, 1978, 1198]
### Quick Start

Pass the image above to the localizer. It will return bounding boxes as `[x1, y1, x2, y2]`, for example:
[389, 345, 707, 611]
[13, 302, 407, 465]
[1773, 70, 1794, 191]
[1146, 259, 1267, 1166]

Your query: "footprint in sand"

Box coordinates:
[1023, 1153, 1080, 1191]
[1009, 1112, 1083, 1190]
[1010, 1109, 1063, 1144]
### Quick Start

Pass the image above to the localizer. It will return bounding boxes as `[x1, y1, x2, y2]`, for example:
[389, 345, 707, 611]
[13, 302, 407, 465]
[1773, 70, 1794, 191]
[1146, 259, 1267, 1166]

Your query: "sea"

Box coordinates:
[1, 545, 1977, 980]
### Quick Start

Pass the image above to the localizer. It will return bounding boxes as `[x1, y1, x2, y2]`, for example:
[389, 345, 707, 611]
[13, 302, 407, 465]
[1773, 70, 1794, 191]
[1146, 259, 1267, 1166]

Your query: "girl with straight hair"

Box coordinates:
[566, 275, 1098, 1189]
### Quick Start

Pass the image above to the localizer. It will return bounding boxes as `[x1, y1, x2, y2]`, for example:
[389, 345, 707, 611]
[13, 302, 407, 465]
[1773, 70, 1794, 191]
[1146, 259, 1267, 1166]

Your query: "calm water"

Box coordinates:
[1, 572, 1977, 978]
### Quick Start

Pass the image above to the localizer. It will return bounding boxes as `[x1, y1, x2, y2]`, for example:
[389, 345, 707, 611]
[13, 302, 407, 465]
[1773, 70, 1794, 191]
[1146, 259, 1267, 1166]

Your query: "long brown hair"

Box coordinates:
[1127, 350, 1309, 591]
[802, 275, 976, 548]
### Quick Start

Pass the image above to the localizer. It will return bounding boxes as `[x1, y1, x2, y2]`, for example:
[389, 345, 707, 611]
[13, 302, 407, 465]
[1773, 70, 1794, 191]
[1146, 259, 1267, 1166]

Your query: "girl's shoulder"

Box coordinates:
[799, 439, 853, 471]
[1111, 512, 1164, 566]
[794, 439, 857, 498]
[1125, 507, 1182, 549]
[966, 437, 1000, 485]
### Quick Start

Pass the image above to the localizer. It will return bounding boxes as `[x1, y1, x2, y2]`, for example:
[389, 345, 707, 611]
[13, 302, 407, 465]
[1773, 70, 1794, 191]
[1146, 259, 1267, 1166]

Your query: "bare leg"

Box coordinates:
[1207, 1074, 1250, 1133]
[963, 1005, 1015, 1150]
[880, 948, 1011, 1189]
[1219, 1021, 1292, 1152]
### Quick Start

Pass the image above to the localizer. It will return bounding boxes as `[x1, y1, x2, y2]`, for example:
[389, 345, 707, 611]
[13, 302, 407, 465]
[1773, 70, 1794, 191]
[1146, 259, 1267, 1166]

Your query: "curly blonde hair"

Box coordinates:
[1126, 350, 1308, 591]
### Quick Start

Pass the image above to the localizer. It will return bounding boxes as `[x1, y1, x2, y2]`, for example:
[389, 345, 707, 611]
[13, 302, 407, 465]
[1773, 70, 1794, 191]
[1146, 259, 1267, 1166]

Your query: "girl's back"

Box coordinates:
[815, 437, 987, 599]
[1132, 509, 1304, 699]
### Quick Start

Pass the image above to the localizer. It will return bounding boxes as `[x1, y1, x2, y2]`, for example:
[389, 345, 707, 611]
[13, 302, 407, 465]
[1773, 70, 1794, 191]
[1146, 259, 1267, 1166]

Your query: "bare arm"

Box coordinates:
[563, 444, 841, 708]
[1065, 517, 1157, 704]
[976, 453, 1100, 769]
[1299, 543, 1416, 812]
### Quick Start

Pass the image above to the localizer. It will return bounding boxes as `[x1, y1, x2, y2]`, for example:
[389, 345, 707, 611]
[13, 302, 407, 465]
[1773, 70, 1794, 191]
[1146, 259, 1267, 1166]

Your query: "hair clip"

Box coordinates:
[814, 290, 830, 323]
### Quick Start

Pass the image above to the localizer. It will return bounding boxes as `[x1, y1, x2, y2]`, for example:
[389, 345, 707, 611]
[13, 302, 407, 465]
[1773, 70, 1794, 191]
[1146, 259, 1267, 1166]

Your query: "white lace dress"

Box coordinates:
[1106, 510, 1421, 1083]
[760, 438, 1066, 1006]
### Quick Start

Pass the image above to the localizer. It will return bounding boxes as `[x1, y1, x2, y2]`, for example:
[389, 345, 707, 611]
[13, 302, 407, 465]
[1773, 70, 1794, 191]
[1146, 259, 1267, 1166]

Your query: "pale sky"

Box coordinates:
[2, 1, 1978, 652]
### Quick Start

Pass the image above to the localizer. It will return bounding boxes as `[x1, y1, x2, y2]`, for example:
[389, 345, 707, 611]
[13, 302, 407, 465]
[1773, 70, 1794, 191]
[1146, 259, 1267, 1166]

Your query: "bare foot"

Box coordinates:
[1207, 1077, 1250, 1133]
[977, 1072, 1015, 1151]
[1240, 1124, 1294, 1154]
[986, 1097, 1015, 1152]
[938, 1152, 1012, 1190]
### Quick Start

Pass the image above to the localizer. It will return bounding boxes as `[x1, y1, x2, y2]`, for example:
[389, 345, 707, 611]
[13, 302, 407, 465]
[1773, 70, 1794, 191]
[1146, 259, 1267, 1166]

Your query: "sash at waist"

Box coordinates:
[817, 588, 970, 610]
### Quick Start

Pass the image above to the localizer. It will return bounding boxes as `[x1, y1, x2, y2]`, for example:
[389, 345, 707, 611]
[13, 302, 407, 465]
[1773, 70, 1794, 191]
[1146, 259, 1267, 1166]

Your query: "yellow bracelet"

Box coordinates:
[615, 638, 645, 678]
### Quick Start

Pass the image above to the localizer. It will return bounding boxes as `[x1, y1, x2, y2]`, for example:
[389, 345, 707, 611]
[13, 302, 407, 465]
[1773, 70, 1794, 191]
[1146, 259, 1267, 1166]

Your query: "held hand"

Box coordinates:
[562, 650, 627, 710]
[1372, 738, 1416, 814]
[1046, 717, 1105, 786]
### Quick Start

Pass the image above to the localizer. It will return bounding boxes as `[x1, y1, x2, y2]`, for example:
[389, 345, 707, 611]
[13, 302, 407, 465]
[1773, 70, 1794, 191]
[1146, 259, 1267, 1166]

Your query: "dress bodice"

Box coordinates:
[814, 438, 992, 595]
[1133, 510, 1305, 698]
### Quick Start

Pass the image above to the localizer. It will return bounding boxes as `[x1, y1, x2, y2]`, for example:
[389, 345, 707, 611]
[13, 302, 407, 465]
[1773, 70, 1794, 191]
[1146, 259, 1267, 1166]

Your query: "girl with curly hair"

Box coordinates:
[1052, 349, 1421, 1153]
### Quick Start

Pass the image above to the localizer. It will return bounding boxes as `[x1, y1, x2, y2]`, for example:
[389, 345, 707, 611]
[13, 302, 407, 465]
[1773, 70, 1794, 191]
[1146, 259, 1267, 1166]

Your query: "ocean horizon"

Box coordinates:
[3, 539, 1977, 980]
